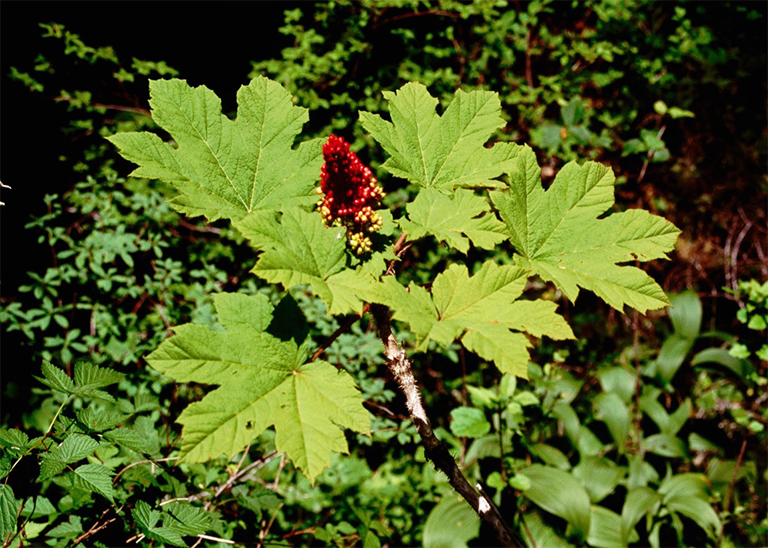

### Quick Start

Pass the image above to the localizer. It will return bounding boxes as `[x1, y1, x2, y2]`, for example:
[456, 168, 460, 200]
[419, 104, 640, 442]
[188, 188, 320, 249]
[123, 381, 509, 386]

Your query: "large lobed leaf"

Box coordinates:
[146, 293, 369, 483]
[491, 146, 680, 313]
[360, 83, 522, 190]
[108, 77, 323, 221]
[368, 261, 574, 377]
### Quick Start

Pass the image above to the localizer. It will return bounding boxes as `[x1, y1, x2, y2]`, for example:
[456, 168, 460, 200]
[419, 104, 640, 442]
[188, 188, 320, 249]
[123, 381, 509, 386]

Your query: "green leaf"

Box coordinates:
[39, 433, 100, 481]
[667, 291, 702, 339]
[691, 347, 753, 380]
[74, 362, 125, 392]
[642, 433, 687, 458]
[399, 188, 507, 253]
[164, 502, 218, 536]
[47, 515, 83, 539]
[133, 501, 186, 547]
[369, 262, 573, 377]
[592, 393, 630, 449]
[0, 429, 30, 455]
[588, 505, 639, 548]
[20, 496, 56, 519]
[522, 511, 574, 548]
[491, 146, 680, 313]
[422, 494, 480, 548]
[108, 76, 322, 222]
[621, 486, 661, 545]
[146, 293, 369, 482]
[596, 367, 636, 403]
[76, 407, 129, 432]
[449, 407, 491, 438]
[0, 484, 20, 543]
[520, 464, 592, 539]
[572, 456, 626, 503]
[360, 83, 522, 190]
[37, 360, 75, 394]
[70, 464, 115, 503]
[235, 208, 372, 315]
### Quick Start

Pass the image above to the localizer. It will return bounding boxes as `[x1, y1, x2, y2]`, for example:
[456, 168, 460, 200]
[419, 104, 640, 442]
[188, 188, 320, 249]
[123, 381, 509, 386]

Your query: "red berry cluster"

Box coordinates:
[317, 135, 384, 254]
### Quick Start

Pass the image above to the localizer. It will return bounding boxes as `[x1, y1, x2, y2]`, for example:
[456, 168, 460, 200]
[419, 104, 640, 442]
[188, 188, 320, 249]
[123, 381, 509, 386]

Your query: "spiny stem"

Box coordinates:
[370, 304, 523, 548]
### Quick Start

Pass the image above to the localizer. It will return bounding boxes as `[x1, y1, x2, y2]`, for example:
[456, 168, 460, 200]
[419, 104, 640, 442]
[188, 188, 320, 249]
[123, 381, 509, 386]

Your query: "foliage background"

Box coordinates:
[1, 2, 766, 547]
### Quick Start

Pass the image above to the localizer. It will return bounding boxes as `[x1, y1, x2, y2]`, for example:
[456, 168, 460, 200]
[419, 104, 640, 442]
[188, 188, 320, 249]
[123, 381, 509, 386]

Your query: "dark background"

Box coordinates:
[0, 1, 299, 408]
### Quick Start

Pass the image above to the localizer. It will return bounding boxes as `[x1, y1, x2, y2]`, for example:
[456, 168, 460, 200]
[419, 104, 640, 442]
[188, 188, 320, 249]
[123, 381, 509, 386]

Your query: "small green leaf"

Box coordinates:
[71, 464, 115, 503]
[37, 360, 75, 394]
[592, 393, 630, 449]
[449, 407, 491, 438]
[74, 362, 125, 392]
[0, 484, 20, 543]
[422, 494, 480, 548]
[165, 502, 218, 536]
[133, 501, 186, 547]
[621, 486, 661, 545]
[521, 464, 592, 539]
[399, 188, 507, 253]
[691, 348, 753, 380]
[523, 512, 574, 548]
[572, 457, 626, 503]
[47, 515, 83, 539]
[589, 505, 639, 548]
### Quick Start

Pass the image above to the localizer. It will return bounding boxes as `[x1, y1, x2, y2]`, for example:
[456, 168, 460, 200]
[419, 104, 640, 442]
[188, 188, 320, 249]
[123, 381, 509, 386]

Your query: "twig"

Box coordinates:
[113, 456, 178, 483]
[72, 506, 123, 545]
[524, 31, 535, 89]
[370, 304, 523, 548]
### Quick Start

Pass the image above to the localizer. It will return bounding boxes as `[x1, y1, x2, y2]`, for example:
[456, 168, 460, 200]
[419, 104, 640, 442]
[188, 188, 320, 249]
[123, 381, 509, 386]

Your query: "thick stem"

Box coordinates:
[370, 304, 523, 548]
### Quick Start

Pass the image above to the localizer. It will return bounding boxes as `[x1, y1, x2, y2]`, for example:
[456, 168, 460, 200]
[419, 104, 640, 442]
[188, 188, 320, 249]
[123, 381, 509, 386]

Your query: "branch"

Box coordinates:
[370, 304, 524, 548]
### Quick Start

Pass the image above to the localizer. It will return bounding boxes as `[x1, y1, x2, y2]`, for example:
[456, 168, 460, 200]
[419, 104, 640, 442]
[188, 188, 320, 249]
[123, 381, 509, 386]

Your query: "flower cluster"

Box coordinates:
[317, 135, 384, 254]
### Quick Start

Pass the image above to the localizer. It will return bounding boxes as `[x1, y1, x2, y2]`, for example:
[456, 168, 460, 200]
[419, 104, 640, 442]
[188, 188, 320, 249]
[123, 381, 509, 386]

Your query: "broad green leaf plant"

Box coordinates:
[108, 76, 679, 546]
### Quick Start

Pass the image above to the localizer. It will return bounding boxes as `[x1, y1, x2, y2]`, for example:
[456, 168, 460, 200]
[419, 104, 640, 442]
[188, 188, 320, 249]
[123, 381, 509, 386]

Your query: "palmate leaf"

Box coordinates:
[234, 207, 375, 315]
[360, 83, 522, 190]
[399, 188, 507, 253]
[108, 77, 323, 222]
[369, 261, 573, 377]
[491, 146, 680, 313]
[146, 293, 369, 482]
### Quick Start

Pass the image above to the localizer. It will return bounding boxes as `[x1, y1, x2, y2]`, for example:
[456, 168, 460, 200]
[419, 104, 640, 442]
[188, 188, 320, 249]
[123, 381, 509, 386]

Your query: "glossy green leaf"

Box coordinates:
[588, 505, 638, 548]
[596, 367, 636, 403]
[691, 347, 753, 380]
[572, 457, 626, 503]
[621, 486, 661, 545]
[520, 464, 592, 539]
[422, 494, 480, 548]
[449, 407, 490, 438]
[522, 511, 574, 548]
[592, 393, 630, 449]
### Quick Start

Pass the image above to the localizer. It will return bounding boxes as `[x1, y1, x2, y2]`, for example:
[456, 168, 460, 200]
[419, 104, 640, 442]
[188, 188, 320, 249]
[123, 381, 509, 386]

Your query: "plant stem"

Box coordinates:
[370, 304, 523, 548]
